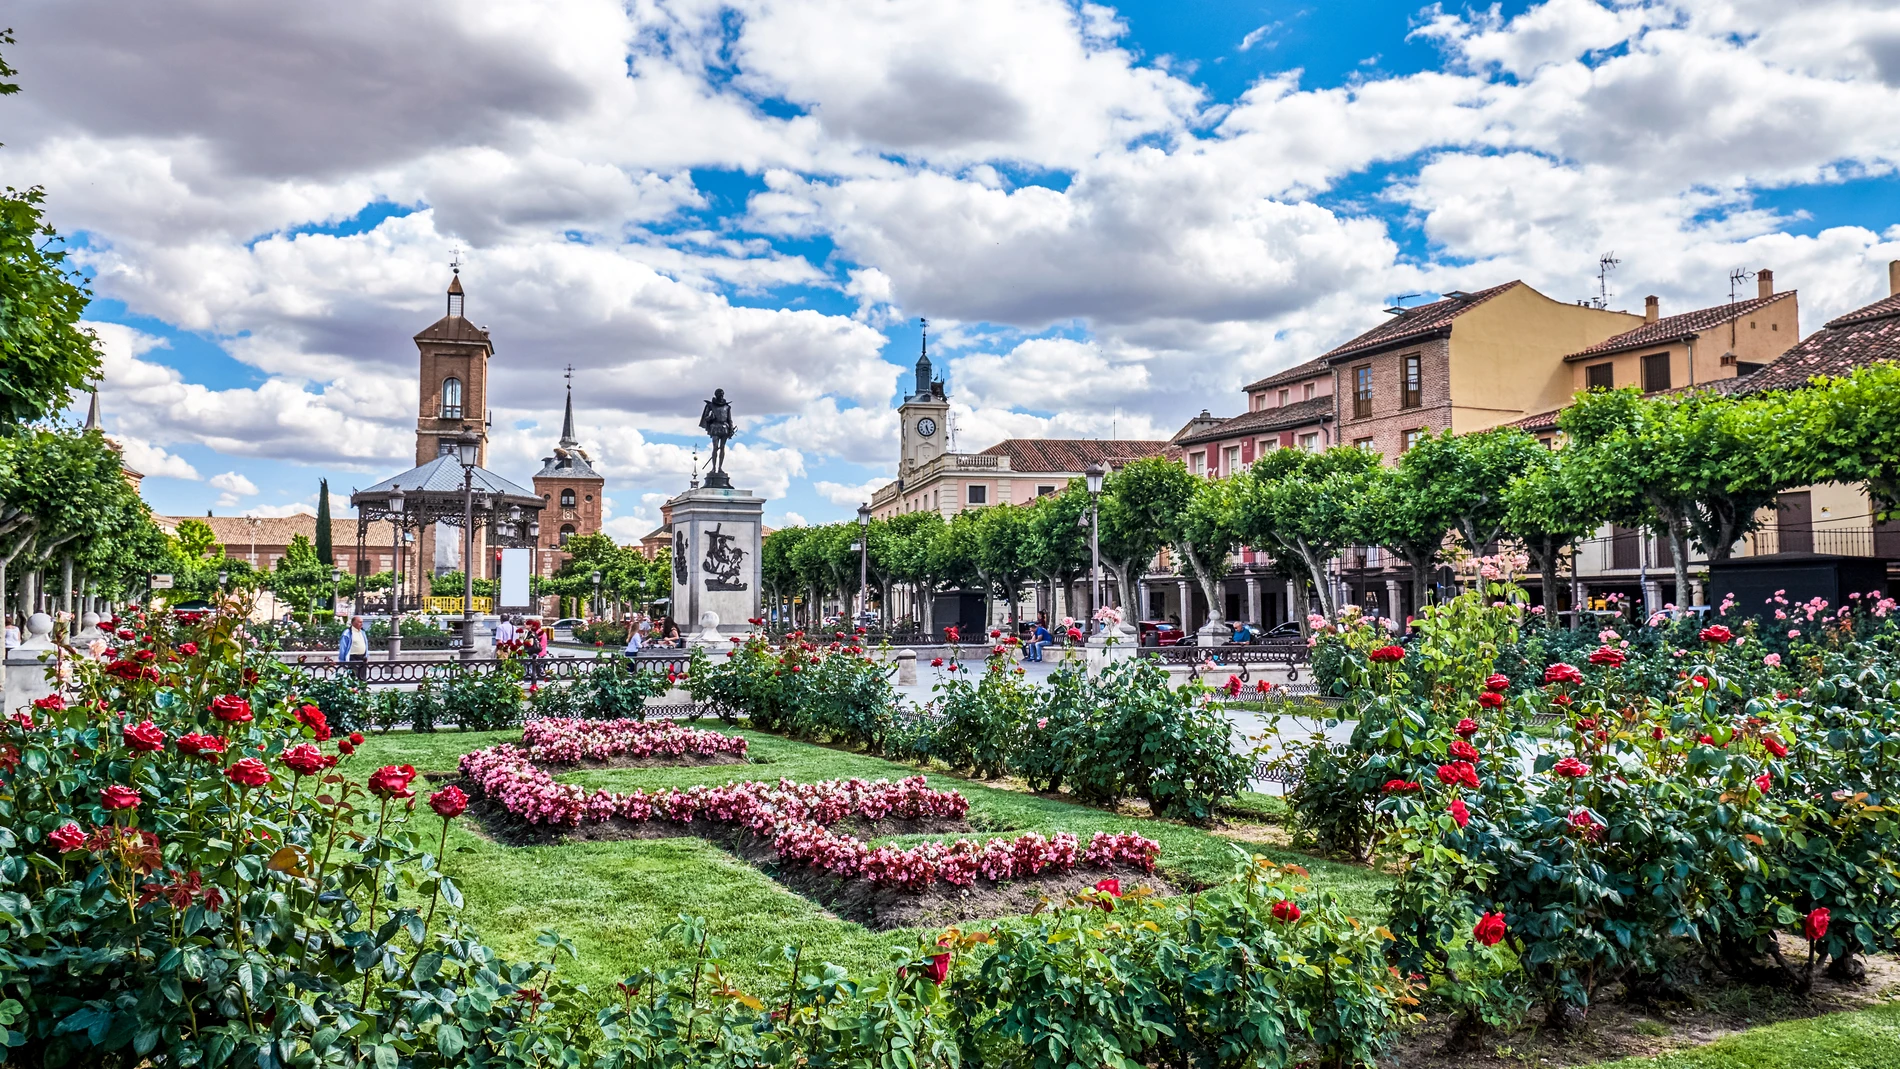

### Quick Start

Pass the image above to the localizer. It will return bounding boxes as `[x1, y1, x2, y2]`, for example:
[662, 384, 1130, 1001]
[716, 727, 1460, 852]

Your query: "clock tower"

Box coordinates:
[897, 321, 950, 478]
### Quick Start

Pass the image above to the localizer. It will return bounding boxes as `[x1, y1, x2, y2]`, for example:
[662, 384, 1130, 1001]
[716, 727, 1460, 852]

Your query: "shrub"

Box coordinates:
[572, 619, 630, 647]
[438, 661, 524, 731]
[0, 605, 576, 1066]
[923, 647, 1033, 779]
[1286, 740, 1377, 860]
[577, 658, 672, 720]
[294, 673, 371, 733]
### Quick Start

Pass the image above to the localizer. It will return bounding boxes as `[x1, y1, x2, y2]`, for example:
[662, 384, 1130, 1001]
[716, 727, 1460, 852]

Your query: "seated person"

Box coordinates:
[1230, 621, 1256, 643]
[1025, 621, 1052, 661]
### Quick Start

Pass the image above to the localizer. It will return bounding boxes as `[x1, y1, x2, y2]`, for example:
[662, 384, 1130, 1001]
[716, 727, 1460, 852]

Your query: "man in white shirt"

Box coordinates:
[494, 615, 517, 646]
[337, 616, 370, 678]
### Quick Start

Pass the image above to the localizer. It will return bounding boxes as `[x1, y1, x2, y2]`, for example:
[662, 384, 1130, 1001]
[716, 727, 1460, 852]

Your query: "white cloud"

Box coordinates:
[812, 479, 888, 508]
[209, 471, 259, 496]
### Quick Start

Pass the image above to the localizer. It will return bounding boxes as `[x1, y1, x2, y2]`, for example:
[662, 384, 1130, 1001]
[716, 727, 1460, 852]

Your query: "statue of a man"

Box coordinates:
[698, 388, 735, 482]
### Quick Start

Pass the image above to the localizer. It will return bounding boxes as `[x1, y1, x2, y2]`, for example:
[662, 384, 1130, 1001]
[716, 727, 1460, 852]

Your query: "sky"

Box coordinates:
[5, 0, 1900, 537]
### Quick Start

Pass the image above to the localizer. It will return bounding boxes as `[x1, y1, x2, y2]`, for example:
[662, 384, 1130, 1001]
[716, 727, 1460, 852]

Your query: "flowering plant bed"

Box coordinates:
[516, 716, 748, 767]
[457, 744, 1162, 926]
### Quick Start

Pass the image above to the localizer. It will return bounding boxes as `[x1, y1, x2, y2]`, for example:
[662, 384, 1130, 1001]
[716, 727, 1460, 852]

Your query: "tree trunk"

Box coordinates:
[1538, 540, 1562, 627]
[1176, 542, 1225, 631]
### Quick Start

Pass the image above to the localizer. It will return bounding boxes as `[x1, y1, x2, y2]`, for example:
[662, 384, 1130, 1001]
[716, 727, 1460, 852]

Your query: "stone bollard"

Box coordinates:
[896, 648, 917, 686]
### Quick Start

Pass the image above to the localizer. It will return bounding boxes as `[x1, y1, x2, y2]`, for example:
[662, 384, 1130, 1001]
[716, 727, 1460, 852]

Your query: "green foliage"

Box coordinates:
[575, 659, 672, 720]
[266, 532, 333, 612]
[0, 185, 102, 425]
[429, 569, 499, 599]
[1234, 446, 1380, 619]
[917, 649, 1035, 778]
[438, 661, 524, 731]
[296, 673, 372, 734]
[1286, 741, 1378, 861]
[0, 604, 579, 1066]
[1097, 455, 1198, 620]
[1742, 361, 1900, 518]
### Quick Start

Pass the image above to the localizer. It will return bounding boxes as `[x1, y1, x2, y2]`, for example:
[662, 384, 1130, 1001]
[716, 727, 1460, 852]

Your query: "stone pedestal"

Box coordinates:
[1086, 625, 1137, 675]
[668, 485, 765, 639]
[5, 613, 58, 715]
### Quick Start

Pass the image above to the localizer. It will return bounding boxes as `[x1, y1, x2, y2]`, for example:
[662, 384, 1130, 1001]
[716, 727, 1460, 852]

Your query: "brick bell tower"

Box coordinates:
[412, 268, 494, 591]
[532, 368, 605, 608]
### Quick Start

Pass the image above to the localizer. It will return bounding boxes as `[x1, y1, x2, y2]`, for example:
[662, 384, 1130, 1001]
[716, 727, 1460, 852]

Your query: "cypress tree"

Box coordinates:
[314, 478, 333, 565]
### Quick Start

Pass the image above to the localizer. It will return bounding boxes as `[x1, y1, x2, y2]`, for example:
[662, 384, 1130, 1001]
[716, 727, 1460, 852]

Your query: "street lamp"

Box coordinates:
[331, 566, 342, 617]
[1084, 462, 1106, 628]
[856, 502, 871, 626]
[591, 570, 602, 620]
[459, 458, 478, 660]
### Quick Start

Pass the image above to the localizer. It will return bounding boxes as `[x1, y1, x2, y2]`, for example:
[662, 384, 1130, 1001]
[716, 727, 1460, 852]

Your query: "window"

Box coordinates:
[1277, 388, 1289, 407]
[1223, 445, 1240, 473]
[1189, 452, 1206, 475]
[1353, 436, 1376, 451]
[1586, 362, 1614, 390]
[1538, 435, 1555, 450]
[1258, 438, 1278, 455]
[1036, 485, 1056, 497]
[1403, 428, 1423, 452]
[1297, 432, 1320, 451]
[1736, 361, 1765, 376]
[1641, 352, 1672, 393]
[1401, 353, 1422, 409]
[1353, 365, 1373, 419]
[439, 440, 460, 457]
[966, 484, 988, 505]
[440, 376, 463, 419]
[560, 489, 576, 508]
[559, 524, 575, 546]
[1303, 383, 1315, 400]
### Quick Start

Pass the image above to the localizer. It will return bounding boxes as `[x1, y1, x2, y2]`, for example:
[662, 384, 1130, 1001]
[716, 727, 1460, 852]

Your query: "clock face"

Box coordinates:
[916, 417, 938, 438]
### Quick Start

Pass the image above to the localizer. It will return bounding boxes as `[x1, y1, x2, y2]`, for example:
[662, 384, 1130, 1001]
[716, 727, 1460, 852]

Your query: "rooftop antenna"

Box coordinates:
[1383, 294, 1424, 316]
[1594, 252, 1620, 309]
[1727, 267, 1756, 348]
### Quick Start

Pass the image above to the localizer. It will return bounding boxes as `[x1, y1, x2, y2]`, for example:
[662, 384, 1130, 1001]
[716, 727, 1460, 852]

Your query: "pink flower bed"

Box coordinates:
[457, 745, 1160, 892]
[519, 717, 748, 764]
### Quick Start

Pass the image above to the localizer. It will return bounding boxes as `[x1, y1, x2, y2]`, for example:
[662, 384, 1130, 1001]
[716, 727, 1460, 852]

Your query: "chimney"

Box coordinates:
[1644, 295, 1658, 324]
[1757, 268, 1774, 299]
[1890, 259, 1899, 297]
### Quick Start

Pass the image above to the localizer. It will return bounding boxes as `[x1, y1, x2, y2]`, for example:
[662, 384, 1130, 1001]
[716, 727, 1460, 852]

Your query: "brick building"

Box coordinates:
[531, 385, 606, 611]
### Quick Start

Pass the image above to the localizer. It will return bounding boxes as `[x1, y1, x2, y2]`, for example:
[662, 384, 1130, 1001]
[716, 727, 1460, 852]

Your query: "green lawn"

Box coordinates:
[353, 724, 1387, 991]
[1597, 1003, 1900, 1069]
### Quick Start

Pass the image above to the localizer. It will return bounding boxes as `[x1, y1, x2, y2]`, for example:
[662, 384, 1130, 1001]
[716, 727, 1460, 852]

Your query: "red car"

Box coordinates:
[1138, 620, 1186, 647]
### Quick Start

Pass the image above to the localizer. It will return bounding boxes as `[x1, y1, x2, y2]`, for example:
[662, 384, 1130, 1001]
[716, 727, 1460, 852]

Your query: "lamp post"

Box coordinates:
[388, 488, 405, 618]
[1084, 462, 1106, 628]
[331, 566, 342, 617]
[460, 459, 478, 661]
[591, 570, 602, 621]
[856, 502, 871, 626]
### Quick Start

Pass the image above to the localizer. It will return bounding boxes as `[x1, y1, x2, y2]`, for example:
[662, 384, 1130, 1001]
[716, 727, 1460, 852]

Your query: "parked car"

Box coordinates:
[1257, 620, 1305, 643]
[1138, 620, 1186, 647]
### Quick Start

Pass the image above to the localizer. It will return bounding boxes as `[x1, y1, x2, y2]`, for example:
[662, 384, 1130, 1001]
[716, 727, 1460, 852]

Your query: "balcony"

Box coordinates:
[1746, 525, 1900, 558]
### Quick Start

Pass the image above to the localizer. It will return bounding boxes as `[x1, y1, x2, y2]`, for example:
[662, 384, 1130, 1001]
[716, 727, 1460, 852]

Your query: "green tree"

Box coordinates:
[1351, 461, 1455, 616]
[1743, 362, 1900, 519]
[1, 429, 146, 616]
[268, 533, 333, 614]
[1171, 474, 1245, 633]
[971, 503, 1035, 629]
[314, 478, 333, 565]
[173, 518, 221, 560]
[1400, 429, 1545, 553]
[762, 526, 808, 626]
[1562, 389, 1788, 608]
[1096, 456, 1194, 624]
[868, 510, 944, 627]
[1234, 446, 1380, 621]
[1018, 487, 1090, 624]
[1502, 447, 1604, 627]
[0, 32, 104, 426]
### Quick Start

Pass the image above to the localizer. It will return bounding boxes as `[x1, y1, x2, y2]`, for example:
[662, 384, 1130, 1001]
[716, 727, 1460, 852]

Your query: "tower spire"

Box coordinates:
[559, 364, 578, 447]
[913, 317, 932, 397]
[84, 389, 102, 431]
[446, 250, 464, 317]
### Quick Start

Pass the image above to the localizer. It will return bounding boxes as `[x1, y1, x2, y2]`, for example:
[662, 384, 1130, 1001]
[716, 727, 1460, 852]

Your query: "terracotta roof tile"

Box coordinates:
[156, 515, 399, 549]
[1736, 293, 1900, 393]
[1565, 292, 1794, 361]
[1175, 395, 1336, 446]
[413, 315, 491, 345]
[1320, 282, 1521, 363]
[976, 438, 1174, 472]
[1242, 355, 1333, 392]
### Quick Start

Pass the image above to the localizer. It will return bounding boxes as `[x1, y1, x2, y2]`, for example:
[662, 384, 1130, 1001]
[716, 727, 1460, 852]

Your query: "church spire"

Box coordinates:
[559, 365, 579, 448]
[83, 389, 102, 431]
[446, 252, 464, 318]
[913, 318, 932, 397]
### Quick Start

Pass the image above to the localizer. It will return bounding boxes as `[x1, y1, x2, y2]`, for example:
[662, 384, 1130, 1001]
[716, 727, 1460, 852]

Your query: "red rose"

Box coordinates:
[1476, 690, 1504, 708]
[1450, 739, 1479, 763]
[429, 785, 469, 819]
[944, 626, 960, 642]
[930, 657, 944, 667]
[1223, 675, 1242, 697]
[1552, 756, 1591, 778]
[1255, 679, 1272, 694]
[349, 732, 364, 746]
[1474, 911, 1507, 947]
[295, 705, 331, 742]
[336, 738, 356, 756]
[210, 695, 253, 723]
[1763, 736, 1789, 758]
[1484, 673, 1510, 692]
[1652, 726, 1666, 740]
[227, 757, 272, 788]
[101, 785, 141, 810]
[1805, 907, 1829, 941]
[1568, 809, 1603, 840]
[1448, 797, 1471, 828]
[369, 764, 418, 800]
[1699, 625, 1733, 644]
[178, 642, 199, 655]
[1094, 876, 1121, 898]
[1369, 645, 1405, 663]
[1755, 772, 1772, 794]
[1576, 717, 1597, 731]
[923, 952, 951, 984]
[1543, 663, 1583, 685]
[176, 732, 226, 761]
[124, 720, 166, 752]
[1588, 646, 1626, 668]
[1382, 779, 1421, 793]
[33, 694, 65, 712]
[49, 821, 88, 852]
[1690, 675, 1710, 689]
[1455, 717, 1480, 737]
[280, 743, 329, 777]
[1436, 761, 1480, 789]
[1271, 899, 1301, 923]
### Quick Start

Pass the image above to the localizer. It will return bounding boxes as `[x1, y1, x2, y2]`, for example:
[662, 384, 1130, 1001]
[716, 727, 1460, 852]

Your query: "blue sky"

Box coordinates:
[10, 0, 1899, 533]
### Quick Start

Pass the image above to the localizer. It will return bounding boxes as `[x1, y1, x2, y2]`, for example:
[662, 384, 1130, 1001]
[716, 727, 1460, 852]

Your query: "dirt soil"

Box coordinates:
[1383, 944, 1900, 1067]
[453, 776, 1173, 930]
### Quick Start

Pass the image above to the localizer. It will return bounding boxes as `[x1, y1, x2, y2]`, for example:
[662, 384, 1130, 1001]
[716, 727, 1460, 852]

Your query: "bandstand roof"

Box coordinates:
[352, 454, 544, 508]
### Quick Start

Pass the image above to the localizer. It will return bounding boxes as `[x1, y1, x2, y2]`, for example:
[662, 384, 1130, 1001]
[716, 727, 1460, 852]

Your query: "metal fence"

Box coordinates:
[1139, 643, 1310, 684]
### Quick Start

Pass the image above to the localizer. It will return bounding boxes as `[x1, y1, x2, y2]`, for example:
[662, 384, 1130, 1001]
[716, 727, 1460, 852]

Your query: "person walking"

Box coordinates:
[337, 615, 371, 679]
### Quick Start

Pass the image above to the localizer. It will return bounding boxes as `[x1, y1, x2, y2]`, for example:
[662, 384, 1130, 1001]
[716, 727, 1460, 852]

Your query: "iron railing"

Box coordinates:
[1139, 643, 1309, 684]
